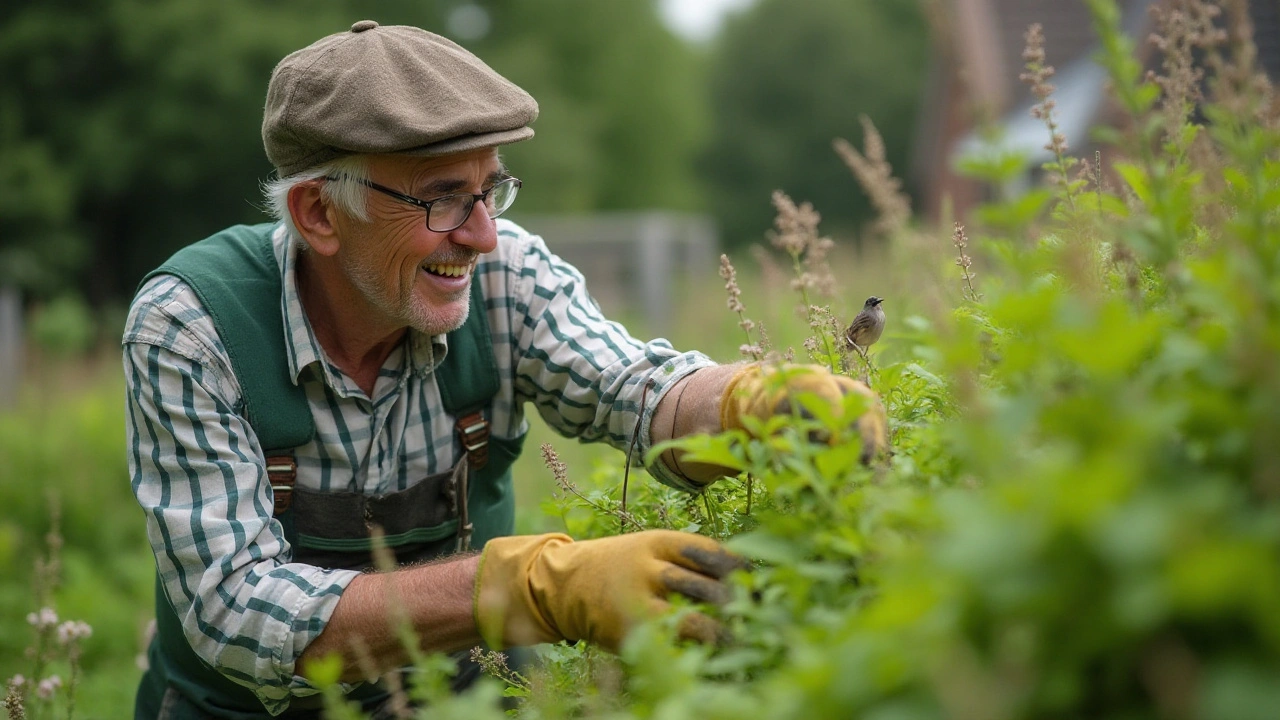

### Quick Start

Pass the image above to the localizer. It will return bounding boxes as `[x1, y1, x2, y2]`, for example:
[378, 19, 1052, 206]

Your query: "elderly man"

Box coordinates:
[125, 21, 880, 719]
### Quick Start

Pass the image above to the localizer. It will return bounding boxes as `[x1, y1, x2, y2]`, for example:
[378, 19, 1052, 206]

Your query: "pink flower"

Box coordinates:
[56, 620, 93, 645]
[25, 607, 58, 630]
[36, 675, 62, 700]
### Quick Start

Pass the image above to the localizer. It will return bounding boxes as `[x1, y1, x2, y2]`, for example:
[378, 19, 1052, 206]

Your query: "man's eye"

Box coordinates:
[432, 194, 469, 209]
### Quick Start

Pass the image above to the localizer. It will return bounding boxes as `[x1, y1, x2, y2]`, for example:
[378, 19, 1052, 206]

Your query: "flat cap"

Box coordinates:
[263, 20, 538, 177]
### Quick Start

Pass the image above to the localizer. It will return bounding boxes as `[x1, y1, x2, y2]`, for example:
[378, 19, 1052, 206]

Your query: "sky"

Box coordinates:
[659, 0, 757, 42]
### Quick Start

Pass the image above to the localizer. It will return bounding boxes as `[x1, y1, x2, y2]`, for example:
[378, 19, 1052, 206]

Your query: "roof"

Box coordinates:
[951, 0, 1156, 168]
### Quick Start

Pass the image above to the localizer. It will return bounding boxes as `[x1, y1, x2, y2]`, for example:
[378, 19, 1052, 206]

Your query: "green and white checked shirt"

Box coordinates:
[123, 220, 713, 712]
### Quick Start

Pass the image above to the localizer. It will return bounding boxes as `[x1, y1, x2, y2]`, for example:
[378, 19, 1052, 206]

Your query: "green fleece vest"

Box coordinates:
[136, 223, 524, 718]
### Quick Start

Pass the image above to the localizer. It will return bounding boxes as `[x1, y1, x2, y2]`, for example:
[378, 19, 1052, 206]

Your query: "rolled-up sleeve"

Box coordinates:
[503, 227, 716, 492]
[124, 278, 358, 714]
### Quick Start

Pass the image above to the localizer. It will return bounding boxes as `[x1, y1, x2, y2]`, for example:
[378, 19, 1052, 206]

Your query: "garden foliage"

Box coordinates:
[7, 0, 1280, 717]
[308, 2, 1280, 717]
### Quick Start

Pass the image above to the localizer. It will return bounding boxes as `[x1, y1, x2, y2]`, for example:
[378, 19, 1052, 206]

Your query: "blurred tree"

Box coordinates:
[310, 0, 710, 214]
[0, 0, 352, 302]
[478, 0, 708, 213]
[0, 0, 707, 303]
[701, 0, 929, 248]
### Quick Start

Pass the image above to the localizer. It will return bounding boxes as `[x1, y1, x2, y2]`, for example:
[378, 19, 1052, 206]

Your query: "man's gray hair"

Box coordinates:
[261, 155, 371, 245]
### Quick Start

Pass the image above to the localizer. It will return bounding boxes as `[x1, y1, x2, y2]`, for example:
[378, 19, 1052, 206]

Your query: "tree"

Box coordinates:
[0, 0, 353, 301]
[0, 0, 709, 303]
[701, 0, 929, 247]
[463, 0, 709, 213]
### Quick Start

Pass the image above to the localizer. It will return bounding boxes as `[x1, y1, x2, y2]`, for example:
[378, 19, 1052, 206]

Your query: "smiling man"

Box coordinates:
[124, 20, 880, 719]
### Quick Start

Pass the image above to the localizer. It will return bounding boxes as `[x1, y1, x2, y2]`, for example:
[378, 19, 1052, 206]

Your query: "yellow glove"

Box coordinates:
[719, 363, 887, 463]
[474, 530, 747, 652]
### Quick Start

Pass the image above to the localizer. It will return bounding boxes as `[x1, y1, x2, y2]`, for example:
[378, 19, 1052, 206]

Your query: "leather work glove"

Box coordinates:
[474, 530, 748, 652]
[719, 363, 888, 463]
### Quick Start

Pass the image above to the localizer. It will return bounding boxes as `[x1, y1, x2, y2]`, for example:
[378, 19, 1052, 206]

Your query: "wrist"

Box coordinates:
[474, 533, 572, 649]
[651, 365, 742, 486]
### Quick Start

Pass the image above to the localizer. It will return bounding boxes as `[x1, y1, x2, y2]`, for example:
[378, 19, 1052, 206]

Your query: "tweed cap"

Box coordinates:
[263, 20, 538, 176]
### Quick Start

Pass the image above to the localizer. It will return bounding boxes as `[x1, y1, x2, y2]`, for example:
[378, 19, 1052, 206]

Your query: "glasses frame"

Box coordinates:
[328, 175, 522, 233]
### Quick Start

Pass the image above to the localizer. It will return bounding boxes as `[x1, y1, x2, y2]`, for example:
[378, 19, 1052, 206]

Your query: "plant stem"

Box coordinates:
[789, 250, 839, 373]
[63, 654, 78, 720]
[736, 310, 755, 350]
[701, 492, 723, 539]
[1094, 150, 1105, 215]
[563, 481, 645, 533]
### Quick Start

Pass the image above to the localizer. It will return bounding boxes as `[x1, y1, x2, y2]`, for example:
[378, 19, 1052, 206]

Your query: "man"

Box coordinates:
[124, 21, 882, 719]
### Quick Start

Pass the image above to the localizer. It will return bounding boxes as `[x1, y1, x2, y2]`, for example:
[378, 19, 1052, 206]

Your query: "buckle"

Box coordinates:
[265, 455, 297, 516]
[455, 411, 490, 469]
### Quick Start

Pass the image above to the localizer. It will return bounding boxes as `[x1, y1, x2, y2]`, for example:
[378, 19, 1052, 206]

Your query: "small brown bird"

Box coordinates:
[845, 296, 885, 353]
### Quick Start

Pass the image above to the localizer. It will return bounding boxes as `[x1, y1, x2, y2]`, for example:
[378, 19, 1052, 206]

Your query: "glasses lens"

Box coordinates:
[424, 178, 521, 231]
[427, 195, 473, 232]
[487, 178, 519, 218]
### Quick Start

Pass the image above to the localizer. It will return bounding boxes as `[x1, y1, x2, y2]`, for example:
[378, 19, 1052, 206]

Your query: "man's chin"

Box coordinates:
[409, 297, 471, 336]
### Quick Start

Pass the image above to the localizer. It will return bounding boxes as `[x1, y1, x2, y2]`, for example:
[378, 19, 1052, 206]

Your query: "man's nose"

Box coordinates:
[448, 203, 499, 254]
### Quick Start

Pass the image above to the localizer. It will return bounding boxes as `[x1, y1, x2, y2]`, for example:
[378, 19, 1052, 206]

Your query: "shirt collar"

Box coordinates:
[273, 225, 447, 388]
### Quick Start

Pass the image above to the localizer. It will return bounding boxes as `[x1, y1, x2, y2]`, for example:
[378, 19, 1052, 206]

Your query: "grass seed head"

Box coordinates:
[1148, 0, 1227, 143]
[3, 678, 25, 720]
[833, 116, 911, 239]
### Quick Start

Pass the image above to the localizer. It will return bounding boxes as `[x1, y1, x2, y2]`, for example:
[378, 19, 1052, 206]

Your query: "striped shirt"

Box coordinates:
[123, 220, 713, 712]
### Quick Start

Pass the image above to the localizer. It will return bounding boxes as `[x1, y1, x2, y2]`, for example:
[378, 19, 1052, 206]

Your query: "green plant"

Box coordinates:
[5, 501, 96, 720]
[27, 297, 93, 359]
[0, 361, 150, 718]
[305, 1, 1280, 717]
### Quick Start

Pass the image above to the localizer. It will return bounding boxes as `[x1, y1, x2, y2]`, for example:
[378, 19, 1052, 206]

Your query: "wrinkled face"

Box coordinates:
[332, 149, 503, 336]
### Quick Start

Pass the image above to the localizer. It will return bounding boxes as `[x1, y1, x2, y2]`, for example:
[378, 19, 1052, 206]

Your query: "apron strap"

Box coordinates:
[450, 458, 473, 552]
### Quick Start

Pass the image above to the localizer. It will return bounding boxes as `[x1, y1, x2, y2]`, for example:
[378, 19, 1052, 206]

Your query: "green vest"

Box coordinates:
[134, 224, 524, 718]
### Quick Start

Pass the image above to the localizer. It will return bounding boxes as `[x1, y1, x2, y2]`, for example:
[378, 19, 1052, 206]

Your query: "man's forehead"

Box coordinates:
[371, 149, 502, 181]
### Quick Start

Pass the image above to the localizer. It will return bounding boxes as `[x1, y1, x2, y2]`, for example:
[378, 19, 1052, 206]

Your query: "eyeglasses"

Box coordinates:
[330, 175, 522, 233]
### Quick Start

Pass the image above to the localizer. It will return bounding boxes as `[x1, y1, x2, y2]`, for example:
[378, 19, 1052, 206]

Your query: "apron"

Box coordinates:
[139, 458, 510, 719]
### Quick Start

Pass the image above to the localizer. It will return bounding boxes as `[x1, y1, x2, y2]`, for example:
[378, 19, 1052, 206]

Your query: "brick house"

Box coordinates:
[911, 0, 1280, 222]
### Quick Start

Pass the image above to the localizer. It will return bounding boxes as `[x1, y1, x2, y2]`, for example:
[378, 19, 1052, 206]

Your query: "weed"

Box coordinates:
[6, 501, 93, 720]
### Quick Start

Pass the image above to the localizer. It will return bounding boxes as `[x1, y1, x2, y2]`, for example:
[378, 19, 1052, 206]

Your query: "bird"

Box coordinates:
[845, 296, 885, 354]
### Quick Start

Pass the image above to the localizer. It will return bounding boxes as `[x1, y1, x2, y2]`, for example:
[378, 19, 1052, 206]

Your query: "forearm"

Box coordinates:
[298, 554, 482, 682]
[650, 364, 742, 484]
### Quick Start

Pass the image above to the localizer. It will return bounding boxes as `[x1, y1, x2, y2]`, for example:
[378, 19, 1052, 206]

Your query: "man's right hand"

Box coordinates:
[474, 530, 747, 652]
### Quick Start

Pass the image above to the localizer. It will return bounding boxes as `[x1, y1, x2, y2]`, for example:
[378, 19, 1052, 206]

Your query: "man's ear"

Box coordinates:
[288, 181, 341, 256]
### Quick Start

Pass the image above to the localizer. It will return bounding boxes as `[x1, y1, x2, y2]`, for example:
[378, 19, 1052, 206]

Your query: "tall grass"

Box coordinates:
[0, 357, 151, 717]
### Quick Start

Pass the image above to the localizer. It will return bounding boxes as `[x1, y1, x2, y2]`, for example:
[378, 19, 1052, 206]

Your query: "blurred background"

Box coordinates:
[0, 0, 931, 362]
[0, 0, 932, 714]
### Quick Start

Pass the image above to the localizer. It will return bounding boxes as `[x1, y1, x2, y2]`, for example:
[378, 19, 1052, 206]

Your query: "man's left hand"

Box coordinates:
[718, 363, 887, 464]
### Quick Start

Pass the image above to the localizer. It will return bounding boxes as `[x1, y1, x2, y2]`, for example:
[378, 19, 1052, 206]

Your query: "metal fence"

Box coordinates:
[509, 211, 718, 337]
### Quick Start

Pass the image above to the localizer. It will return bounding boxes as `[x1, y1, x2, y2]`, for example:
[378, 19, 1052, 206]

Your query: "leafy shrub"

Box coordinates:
[306, 1, 1280, 717]
[27, 295, 94, 358]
